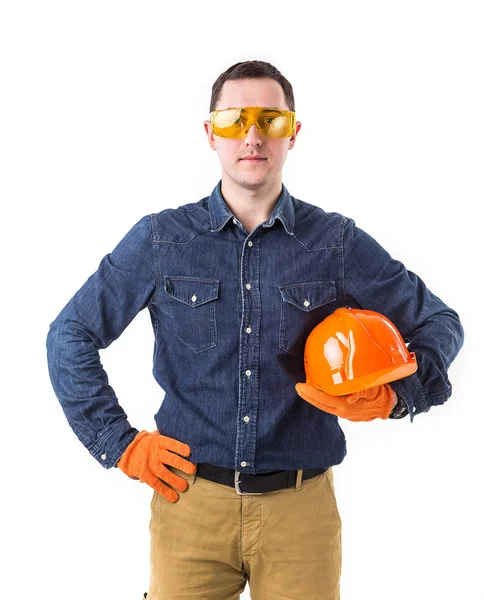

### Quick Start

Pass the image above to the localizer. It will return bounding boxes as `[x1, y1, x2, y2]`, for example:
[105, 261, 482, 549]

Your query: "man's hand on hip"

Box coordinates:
[116, 430, 197, 502]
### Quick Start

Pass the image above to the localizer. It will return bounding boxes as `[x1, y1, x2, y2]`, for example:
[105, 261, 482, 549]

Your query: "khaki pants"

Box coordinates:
[145, 465, 342, 600]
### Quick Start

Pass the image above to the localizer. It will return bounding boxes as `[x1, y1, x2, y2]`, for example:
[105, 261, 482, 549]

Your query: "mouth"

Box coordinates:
[240, 157, 266, 162]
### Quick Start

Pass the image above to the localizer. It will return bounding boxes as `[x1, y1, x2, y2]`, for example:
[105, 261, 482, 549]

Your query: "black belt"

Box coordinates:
[195, 463, 328, 495]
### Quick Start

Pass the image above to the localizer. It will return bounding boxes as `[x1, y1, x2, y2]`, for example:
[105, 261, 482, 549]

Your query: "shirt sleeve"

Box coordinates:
[46, 214, 158, 467]
[342, 217, 464, 423]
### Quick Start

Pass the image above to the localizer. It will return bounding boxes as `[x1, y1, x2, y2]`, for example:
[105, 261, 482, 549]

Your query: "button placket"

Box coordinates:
[236, 234, 260, 473]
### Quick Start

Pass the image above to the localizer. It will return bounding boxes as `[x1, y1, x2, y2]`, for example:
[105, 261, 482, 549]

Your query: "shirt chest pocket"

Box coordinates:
[164, 276, 220, 353]
[278, 280, 337, 357]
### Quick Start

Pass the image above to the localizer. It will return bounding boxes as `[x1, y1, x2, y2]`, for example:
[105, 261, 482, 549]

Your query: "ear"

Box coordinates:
[288, 121, 302, 150]
[204, 120, 217, 151]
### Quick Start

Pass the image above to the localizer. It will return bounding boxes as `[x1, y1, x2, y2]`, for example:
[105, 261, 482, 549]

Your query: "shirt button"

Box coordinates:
[246, 369, 251, 377]
[246, 283, 251, 290]
[248, 241, 253, 247]
[244, 416, 250, 423]
[101, 453, 107, 460]
[191, 294, 197, 303]
[232, 217, 236, 224]
[245, 326, 252, 334]
[241, 461, 247, 467]
[303, 299, 310, 307]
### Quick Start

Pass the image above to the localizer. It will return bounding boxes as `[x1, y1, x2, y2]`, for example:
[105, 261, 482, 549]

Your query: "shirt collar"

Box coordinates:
[208, 179, 295, 235]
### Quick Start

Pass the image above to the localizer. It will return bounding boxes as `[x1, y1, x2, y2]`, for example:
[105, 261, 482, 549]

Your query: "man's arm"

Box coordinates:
[342, 217, 464, 422]
[46, 215, 157, 467]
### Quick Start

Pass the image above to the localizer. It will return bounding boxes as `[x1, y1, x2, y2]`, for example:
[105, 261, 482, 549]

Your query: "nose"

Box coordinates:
[244, 122, 263, 146]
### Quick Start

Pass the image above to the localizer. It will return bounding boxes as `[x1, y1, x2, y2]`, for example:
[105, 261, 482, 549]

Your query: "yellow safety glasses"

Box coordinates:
[210, 106, 296, 139]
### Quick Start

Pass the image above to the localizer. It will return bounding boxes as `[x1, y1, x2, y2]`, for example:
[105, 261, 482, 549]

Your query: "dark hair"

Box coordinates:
[209, 60, 295, 113]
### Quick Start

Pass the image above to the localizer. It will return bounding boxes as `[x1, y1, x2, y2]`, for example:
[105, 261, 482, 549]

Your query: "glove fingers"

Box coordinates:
[143, 472, 180, 503]
[153, 463, 189, 493]
[296, 383, 345, 409]
[347, 387, 380, 403]
[147, 455, 190, 490]
[158, 449, 197, 475]
[296, 389, 334, 414]
[156, 433, 192, 457]
[117, 431, 196, 486]
[295, 382, 393, 422]
[346, 393, 360, 405]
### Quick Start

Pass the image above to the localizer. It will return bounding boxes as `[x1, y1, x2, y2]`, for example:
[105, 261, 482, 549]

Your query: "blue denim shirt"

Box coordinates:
[46, 180, 464, 474]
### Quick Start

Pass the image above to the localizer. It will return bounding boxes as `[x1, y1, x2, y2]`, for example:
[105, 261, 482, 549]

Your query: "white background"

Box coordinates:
[1, 1, 482, 599]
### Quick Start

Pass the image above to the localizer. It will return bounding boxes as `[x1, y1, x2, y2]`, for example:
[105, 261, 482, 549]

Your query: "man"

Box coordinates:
[46, 60, 464, 599]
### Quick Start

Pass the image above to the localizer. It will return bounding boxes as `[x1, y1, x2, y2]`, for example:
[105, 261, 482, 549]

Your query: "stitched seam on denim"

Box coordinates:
[164, 276, 218, 351]
[88, 418, 132, 464]
[70, 420, 92, 447]
[166, 275, 219, 283]
[279, 280, 337, 289]
[278, 282, 337, 355]
[341, 216, 350, 307]
[164, 276, 219, 306]
[235, 226, 248, 472]
[290, 233, 342, 251]
[149, 304, 158, 337]
[111, 430, 138, 469]
[429, 386, 452, 405]
[149, 214, 160, 305]
[291, 204, 344, 249]
[279, 290, 289, 353]
[278, 281, 337, 309]
[153, 222, 212, 244]
[168, 300, 217, 353]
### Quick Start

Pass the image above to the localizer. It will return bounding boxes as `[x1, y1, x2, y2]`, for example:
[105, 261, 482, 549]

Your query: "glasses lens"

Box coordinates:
[212, 108, 294, 139]
[260, 112, 293, 138]
[214, 109, 242, 128]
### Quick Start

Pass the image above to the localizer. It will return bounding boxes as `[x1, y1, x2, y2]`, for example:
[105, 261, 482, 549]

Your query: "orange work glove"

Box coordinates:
[116, 430, 197, 502]
[295, 383, 396, 421]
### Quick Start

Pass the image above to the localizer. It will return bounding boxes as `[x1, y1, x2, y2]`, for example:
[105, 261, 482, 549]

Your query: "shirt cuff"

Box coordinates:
[389, 373, 426, 423]
[88, 419, 139, 469]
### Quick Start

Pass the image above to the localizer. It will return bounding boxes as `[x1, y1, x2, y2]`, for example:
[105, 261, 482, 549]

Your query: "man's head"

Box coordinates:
[204, 61, 302, 192]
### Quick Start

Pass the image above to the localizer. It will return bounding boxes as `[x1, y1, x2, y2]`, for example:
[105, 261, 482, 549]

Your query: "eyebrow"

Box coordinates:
[222, 107, 283, 113]
[240, 108, 281, 113]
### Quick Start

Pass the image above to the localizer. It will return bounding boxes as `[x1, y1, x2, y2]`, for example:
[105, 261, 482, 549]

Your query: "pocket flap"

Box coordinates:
[278, 280, 336, 311]
[164, 276, 219, 307]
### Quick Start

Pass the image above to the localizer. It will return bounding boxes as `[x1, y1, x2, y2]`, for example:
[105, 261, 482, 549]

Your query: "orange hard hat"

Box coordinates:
[303, 307, 418, 396]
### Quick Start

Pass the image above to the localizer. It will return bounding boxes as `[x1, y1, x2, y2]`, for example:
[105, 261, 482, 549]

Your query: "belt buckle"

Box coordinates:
[235, 470, 262, 495]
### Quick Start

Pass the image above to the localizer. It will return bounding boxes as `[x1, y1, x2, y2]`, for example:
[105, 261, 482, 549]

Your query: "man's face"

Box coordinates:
[204, 78, 302, 190]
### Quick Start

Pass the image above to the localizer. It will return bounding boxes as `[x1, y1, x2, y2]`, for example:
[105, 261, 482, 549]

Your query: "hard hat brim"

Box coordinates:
[308, 352, 418, 396]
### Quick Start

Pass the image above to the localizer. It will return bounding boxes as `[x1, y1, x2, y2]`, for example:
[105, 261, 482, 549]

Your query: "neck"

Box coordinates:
[220, 175, 282, 232]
